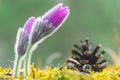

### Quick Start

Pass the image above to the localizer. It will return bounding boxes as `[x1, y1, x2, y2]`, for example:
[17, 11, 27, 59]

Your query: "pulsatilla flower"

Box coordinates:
[12, 3, 70, 77]
[30, 17, 55, 45]
[30, 3, 69, 45]
[13, 17, 35, 76]
[15, 28, 29, 56]
[23, 3, 69, 76]
[15, 17, 35, 56]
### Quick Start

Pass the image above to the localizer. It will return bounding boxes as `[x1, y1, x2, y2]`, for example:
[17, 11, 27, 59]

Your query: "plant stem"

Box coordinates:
[24, 44, 33, 76]
[13, 55, 21, 77]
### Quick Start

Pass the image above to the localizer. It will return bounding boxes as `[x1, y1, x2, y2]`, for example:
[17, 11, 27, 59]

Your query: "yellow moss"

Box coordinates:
[0, 65, 120, 80]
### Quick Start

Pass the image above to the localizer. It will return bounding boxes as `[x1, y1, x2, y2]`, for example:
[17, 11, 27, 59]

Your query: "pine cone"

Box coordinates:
[67, 38, 107, 73]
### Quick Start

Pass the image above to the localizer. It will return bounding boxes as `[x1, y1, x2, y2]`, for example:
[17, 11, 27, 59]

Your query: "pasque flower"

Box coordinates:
[15, 17, 35, 56]
[13, 3, 70, 77]
[13, 17, 35, 76]
[30, 3, 69, 45]
[24, 3, 70, 76]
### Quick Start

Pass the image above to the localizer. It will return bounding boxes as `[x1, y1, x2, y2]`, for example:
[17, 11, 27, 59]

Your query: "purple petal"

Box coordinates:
[42, 3, 69, 27]
[42, 3, 63, 21]
[48, 7, 69, 27]
[24, 17, 36, 33]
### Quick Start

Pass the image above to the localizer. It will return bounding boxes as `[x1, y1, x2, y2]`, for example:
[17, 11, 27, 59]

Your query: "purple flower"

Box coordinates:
[15, 28, 29, 56]
[24, 17, 36, 33]
[42, 3, 69, 27]
[13, 3, 70, 76]
[30, 3, 70, 44]
[15, 17, 36, 56]
[14, 3, 70, 55]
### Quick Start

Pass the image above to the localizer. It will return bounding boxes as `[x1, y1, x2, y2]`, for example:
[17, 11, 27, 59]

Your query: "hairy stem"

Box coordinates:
[24, 44, 33, 76]
[13, 55, 21, 77]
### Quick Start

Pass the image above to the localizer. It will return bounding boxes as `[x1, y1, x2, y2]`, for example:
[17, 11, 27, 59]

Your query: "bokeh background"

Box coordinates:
[0, 0, 120, 68]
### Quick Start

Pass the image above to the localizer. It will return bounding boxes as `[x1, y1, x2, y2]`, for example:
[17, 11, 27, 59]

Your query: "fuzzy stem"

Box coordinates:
[24, 44, 33, 76]
[13, 55, 21, 77]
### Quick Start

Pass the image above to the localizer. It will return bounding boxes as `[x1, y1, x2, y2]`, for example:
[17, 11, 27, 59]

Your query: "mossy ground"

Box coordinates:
[0, 65, 120, 80]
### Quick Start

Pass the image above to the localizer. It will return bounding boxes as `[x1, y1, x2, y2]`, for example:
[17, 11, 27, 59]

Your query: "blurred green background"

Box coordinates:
[0, 0, 120, 68]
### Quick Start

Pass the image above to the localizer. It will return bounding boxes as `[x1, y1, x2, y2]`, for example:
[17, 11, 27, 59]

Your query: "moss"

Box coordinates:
[0, 65, 120, 80]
